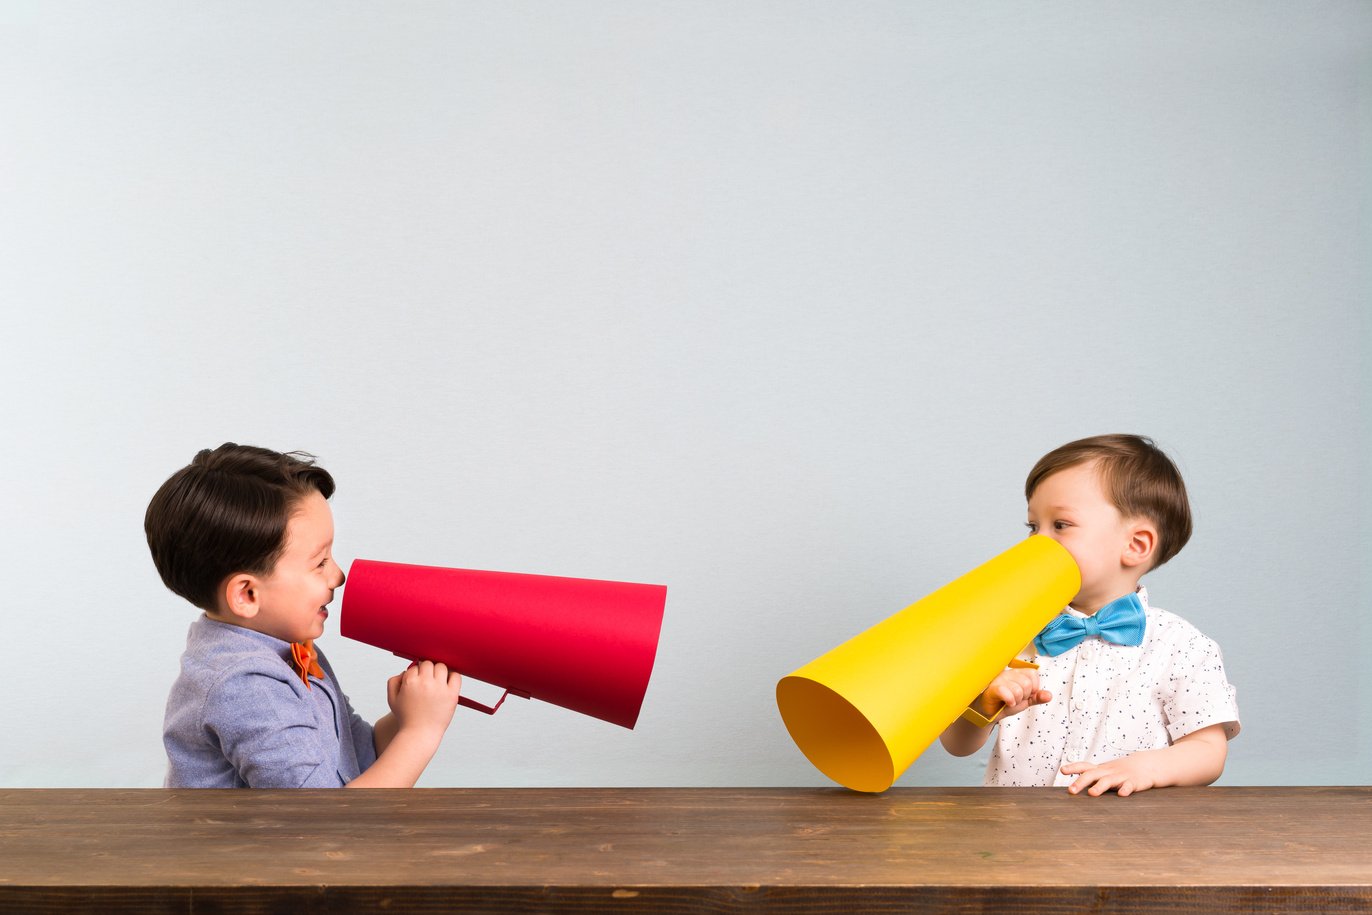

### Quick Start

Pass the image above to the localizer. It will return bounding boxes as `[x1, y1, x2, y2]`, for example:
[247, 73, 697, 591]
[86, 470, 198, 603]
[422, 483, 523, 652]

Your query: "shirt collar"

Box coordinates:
[1064, 585, 1150, 619]
[191, 615, 331, 690]
[191, 614, 306, 667]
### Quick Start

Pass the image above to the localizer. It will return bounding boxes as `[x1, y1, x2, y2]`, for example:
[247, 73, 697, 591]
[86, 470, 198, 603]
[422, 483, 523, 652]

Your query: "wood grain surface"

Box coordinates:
[0, 787, 1367, 912]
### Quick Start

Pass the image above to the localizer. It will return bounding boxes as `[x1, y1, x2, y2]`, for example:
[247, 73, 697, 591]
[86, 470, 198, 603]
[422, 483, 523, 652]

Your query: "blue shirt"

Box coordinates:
[164, 616, 377, 788]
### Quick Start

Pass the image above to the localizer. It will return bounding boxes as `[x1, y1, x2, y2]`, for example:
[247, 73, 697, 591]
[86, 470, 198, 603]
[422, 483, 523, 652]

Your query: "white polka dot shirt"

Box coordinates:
[985, 587, 1240, 787]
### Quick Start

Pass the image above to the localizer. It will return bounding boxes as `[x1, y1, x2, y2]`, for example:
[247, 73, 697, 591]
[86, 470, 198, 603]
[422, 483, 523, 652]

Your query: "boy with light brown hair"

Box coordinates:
[940, 434, 1239, 796]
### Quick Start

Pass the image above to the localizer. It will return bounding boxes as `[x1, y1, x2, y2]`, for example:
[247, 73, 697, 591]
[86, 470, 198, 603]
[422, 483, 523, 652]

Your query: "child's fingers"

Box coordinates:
[1066, 770, 1100, 794]
[1009, 669, 1040, 692]
[1086, 773, 1127, 796]
[398, 661, 462, 706]
[403, 660, 452, 684]
[998, 670, 1041, 704]
[1063, 764, 1127, 796]
[403, 661, 458, 683]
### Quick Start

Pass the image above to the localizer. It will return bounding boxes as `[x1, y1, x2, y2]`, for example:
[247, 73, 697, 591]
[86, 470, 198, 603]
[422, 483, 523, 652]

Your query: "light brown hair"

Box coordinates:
[1026, 434, 1192, 569]
[145, 443, 335, 611]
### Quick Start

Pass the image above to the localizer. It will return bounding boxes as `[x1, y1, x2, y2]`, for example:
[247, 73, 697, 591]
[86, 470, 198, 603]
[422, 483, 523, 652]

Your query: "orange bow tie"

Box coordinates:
[290, 640, 324, 689]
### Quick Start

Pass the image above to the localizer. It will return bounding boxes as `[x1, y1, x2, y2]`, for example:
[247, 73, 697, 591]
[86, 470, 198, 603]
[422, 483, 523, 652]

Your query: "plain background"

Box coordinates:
[1, 2, 1367, 788]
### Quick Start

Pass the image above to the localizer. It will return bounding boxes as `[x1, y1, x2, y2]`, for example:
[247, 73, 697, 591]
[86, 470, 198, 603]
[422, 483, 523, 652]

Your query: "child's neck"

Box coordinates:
[1071, 579, 1143, 616]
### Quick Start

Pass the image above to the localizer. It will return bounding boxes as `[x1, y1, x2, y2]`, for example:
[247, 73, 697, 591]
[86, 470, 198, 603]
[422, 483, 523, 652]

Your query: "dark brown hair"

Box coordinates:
[145, 443, 336, 611]
[1026, 434, 1192, 569]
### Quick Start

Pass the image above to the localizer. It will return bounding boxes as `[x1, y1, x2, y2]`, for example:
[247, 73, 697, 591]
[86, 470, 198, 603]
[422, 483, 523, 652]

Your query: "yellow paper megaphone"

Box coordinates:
[776, 535, 1080, 792]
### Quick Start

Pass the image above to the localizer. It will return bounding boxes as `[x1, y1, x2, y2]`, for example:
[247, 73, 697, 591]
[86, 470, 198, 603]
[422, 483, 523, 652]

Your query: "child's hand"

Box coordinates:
[1061, 752, 1161, 797]
[386, 660, 462, 738]
[349, 662, 463, 788]
[982, 667, 1052, 719]
[1061, 725, 1229, 796]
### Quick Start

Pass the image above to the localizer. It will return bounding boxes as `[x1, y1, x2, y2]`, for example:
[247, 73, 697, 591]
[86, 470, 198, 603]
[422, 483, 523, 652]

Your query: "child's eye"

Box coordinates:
[1054, 521, 1070, 531]
[1025, 522, 1038, 534]
[317, 557, 330, 568]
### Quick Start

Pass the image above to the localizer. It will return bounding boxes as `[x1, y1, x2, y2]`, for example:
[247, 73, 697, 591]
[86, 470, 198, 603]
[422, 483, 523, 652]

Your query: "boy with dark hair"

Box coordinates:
[940, 434, 1239, 796]
[147, 443, 463, 788]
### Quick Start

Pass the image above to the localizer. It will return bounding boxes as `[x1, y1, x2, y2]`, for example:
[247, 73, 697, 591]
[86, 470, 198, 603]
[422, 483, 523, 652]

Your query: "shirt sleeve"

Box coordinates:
[1162, 630, 1241, 742]
[343, 692, 378, 773]
[203, 668, 346, 788]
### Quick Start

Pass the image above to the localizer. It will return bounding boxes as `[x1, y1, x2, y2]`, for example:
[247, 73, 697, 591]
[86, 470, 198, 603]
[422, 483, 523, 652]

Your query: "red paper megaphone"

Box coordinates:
[339, 559, 667, 729]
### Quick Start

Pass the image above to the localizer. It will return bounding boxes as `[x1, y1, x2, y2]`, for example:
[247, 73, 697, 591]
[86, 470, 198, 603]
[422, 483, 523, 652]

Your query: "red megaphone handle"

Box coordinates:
[458, 690, 511, 715]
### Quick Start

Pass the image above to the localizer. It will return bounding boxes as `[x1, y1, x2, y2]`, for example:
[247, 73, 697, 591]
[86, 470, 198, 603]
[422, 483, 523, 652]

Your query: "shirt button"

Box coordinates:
[1080, 647, 1093, 661]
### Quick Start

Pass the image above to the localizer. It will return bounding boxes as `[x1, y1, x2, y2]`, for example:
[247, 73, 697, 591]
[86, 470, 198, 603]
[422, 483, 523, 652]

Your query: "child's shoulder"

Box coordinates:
[1141, 592, 1224, 652]
[177, 616, 305, 696]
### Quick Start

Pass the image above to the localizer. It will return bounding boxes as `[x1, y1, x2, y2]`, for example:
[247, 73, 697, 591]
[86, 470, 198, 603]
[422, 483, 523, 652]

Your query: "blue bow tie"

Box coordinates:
[1034, 592, 1146, 657]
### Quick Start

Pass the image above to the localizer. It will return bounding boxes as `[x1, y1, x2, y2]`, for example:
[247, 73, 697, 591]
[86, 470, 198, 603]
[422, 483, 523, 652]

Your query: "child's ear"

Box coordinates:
[220, 573, 262, 620]
[1122, 520, 1157, 570]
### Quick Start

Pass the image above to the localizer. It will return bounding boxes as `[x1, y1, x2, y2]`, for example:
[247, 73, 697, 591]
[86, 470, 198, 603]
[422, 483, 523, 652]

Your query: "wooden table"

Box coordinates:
[0, 787, 1367, 912]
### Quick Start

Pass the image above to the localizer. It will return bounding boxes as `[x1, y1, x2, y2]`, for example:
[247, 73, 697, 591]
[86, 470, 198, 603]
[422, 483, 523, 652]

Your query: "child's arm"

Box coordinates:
[347, 660, 462, 788]
[1060, 723, 1228, 797]
[372, 712, 400, 755]
[940, 667, 1052, 757]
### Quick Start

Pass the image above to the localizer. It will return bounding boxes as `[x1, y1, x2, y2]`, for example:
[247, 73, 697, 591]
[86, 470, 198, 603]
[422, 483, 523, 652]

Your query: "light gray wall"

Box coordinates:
[1, 2, 1367, 788]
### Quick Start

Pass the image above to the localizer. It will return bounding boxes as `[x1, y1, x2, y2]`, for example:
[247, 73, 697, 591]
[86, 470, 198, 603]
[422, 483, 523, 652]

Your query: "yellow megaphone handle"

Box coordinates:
[960, 658, 1040, 728]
